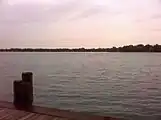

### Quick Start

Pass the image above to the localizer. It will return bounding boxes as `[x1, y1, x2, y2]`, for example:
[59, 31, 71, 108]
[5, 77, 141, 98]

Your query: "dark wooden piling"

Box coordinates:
[22, 72, 33, 103]
[22, 72, 33, 85]
[13, 80, 23, 105]
[13, 72, 33, 107]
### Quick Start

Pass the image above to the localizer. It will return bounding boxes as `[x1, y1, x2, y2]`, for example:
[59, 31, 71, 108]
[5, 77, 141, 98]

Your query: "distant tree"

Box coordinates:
[153, 44, 161, 52]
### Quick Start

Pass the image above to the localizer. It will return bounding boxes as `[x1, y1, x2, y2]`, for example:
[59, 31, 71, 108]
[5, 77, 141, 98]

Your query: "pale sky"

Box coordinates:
[0, 0, 161, 48]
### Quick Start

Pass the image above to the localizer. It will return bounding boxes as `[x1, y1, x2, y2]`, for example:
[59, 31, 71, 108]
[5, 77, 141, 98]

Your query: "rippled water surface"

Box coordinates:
[0, 52, 161, 120]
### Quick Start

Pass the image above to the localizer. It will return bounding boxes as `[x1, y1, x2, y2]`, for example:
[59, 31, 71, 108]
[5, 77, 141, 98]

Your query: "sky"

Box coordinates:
[0, 0, 161, 48]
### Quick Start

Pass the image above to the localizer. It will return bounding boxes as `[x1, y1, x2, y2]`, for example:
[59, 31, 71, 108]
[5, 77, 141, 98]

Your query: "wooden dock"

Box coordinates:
[0, 101, 119, 120]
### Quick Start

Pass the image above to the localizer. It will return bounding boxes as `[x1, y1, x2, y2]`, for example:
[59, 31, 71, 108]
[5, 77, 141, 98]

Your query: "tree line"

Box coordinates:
[0, 44, 161, 52]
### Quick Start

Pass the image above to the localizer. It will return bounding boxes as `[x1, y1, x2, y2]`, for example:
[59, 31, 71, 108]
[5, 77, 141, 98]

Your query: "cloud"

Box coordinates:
[0, 0, 81, 24]
[1, 0, 118, 24]
[1, 0, 161, 48]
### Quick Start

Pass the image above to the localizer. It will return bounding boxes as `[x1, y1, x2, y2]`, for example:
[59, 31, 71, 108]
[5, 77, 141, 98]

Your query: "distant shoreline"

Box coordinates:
[0, 51, 161, 53]
[0, 44, 161, 52]
[1, 51, 161, 53]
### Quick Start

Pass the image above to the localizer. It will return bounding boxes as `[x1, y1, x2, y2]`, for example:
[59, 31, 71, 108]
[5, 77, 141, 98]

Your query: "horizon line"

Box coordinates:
[0, 44, 160, 49]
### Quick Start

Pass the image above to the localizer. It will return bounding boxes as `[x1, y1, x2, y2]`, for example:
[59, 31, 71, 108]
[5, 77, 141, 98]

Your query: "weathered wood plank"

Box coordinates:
[32, 115, 53, 120]
[0, 108, 12, 119]
[0, 109, 30, 120]
[31, 115, 53, 120]
[25, 114, 40, 120]
[0, 108, 71, 120]
[0, 109, 5, 113]
[18, 113, 35, 120]
[13, 111, 30, 120]
[52, 117, 69, 120]
[0, 109, 17, 120]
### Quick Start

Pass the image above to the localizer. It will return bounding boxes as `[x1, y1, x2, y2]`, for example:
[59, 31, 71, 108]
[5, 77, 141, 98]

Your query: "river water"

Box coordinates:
[0, 52, 161, 120]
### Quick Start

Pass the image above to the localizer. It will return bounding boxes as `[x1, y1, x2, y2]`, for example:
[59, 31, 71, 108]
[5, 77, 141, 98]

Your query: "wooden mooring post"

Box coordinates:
[13, 72, 33, 107]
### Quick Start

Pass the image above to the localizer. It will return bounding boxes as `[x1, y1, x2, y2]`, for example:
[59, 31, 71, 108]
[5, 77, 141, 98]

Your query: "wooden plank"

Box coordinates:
[0, 108, 19, 120]
[0, 109, 5, 113]
[52, 117, 69, 120]
[0, 109, 17, 120]
[0, 108, 16, 119]
[18, 113, 35, 120]
[0, 108, 68, 120]
[11, 110, 30, 120]
[0, 109, 30, 120]
[0, 108, 12, 118]
[0, 108, 67, 120]
[24, 114, 40, 120]
[32, 115, 53, 120]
